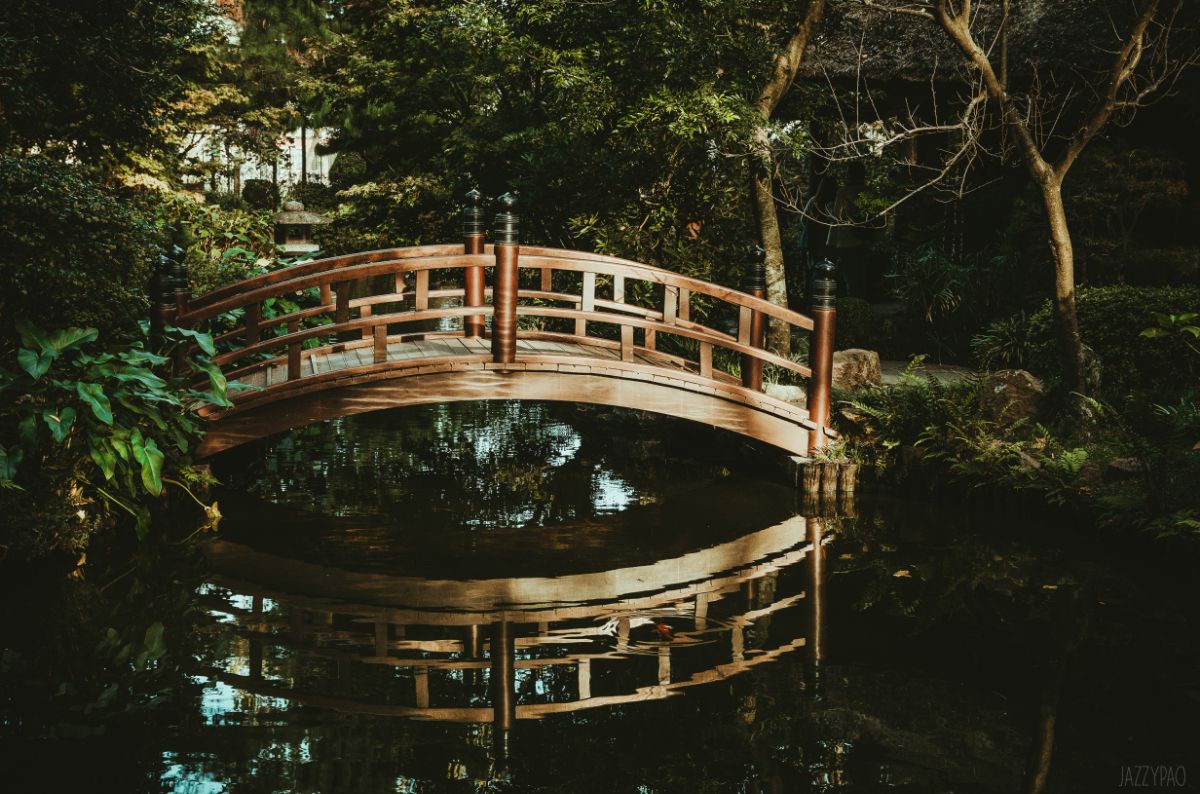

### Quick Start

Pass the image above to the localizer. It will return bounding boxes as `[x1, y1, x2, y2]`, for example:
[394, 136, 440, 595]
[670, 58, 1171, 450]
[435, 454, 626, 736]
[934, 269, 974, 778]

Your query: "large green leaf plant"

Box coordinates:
[1, 320, 228, 549]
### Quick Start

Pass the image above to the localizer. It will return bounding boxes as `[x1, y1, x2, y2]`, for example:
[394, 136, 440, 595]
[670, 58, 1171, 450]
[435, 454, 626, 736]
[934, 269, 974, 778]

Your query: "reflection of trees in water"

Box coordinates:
[221, 402, 747, 531]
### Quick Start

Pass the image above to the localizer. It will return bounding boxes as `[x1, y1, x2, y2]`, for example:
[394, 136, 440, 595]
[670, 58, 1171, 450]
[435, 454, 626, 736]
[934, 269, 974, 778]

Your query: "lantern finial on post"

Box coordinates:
[743, 245, 766, 293]
[806, 259, 838, 452]
[461, 188, 486, 236]
[493, 192, 520, 245]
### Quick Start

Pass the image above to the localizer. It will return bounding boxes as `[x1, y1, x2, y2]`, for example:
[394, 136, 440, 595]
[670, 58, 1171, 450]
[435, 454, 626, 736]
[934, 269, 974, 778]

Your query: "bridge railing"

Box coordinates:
[165, 192, 837, 451]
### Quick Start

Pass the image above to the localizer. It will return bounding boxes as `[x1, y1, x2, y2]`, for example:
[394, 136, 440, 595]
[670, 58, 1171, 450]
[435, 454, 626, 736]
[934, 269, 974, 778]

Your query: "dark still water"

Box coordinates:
[2, 402, 1197, 793]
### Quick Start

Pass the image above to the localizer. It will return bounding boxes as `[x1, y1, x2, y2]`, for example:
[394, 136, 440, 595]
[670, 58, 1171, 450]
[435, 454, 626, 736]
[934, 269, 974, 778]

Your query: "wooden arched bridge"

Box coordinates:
[161, 192, 839, 457]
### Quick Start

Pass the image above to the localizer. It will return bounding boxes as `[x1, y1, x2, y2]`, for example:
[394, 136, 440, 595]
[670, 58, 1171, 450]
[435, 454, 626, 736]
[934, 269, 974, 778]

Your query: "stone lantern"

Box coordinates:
[272, 201, 328, 255]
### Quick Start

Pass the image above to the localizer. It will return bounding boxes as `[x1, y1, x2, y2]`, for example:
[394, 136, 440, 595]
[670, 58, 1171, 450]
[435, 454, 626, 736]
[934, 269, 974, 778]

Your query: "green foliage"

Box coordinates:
[203, 190, 249, 212]
[835, 297, 879, 350]
[0, 155, 160, 342]
[0, 0, 216, 166]
[1025, 285, 1200, 391]
[971, 312, 1036, 371]
[0, 322, 226, 555]
[1141, 312, 1200, 357]
[838, 360, 1200, 541]
[285, 182, 338, 214]
[328, 152, 367, 190]
[1065, 144, 1193, 284]
[308, 0, 809, 279]
[241, 179, 280, 210]
[886, 245, 1025, 362]
[161, 194, 276, 294]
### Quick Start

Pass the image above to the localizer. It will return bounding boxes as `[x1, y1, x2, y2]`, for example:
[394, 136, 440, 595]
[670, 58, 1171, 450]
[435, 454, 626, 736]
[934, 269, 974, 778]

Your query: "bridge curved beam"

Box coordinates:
[196, 362, 827, 459]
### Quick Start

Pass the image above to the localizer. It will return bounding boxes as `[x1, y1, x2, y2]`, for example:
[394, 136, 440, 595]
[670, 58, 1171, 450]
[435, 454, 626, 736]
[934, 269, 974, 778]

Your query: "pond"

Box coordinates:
[1, 402, 1196, 792]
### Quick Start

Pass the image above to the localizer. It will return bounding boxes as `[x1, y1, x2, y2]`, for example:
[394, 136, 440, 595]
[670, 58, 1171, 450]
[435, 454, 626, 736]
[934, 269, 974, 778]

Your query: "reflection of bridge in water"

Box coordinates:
[160, 192, 840, 458]
[199, 516, 828, 761]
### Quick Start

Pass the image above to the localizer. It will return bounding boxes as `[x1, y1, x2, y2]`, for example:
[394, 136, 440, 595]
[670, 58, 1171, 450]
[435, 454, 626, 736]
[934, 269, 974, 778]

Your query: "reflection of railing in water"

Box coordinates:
[198, 516, 829, 760]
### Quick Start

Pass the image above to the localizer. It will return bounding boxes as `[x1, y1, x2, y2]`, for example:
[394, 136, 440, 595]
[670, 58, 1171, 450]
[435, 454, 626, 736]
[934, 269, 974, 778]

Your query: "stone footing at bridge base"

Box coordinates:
[781, 455, 860, 518]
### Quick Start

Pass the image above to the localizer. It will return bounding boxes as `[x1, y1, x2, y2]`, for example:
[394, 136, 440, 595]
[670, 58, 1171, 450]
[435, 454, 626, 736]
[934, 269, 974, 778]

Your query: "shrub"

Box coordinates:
[0, 322, 226, 557]
[203, 190, 248, 211]
[328, 152, 367, 190]
[971, 311, 1036, 371]
[241, 179, 279, 210]
[0, 155, 159, 343]
[836, 297, 880, 350]
[886, 244, 1026, 362]
[159, 194, 276, 294]
[1024, 285, 1200, 391]
[284, 182, 337, 213]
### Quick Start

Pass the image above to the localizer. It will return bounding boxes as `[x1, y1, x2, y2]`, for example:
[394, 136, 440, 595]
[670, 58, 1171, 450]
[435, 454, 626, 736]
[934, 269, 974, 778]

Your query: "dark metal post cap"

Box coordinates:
[494, 192, 520, 245]
[462, 188, 486, 236]
[811, 259, 838, 309]
[153, 253, 176, 307]
[743, 245, 766, 292]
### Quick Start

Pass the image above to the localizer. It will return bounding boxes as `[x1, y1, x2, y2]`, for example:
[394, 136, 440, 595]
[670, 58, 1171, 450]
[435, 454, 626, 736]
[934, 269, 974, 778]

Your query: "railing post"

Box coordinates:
[462, 188, 487, 338]
[806, 259, 837, 453]
[741, 245, 766, 391]
[491, 192, 520, 364]
[149, 249, 178, 350]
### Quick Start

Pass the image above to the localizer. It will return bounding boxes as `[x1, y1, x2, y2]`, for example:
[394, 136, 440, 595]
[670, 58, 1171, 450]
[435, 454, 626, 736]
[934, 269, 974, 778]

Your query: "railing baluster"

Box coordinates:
[699, 342, 713, 378]
[644, 328, 656, 351]
[244, 302, 261, 346]
[414, 270, 429, 311]
[334, 281, 352, 344]
[620, 325, 634, 362]
[287, 318, 301, 381]
[320, 283, 332, 307]
[737, 306, 752, 345]
[360, 304, 372, 339]
[540, 267, 553, 291]
[373, 323, 388, 364]
[678, 288, 690, 322]
[577, 272, 595, 337]
[613, 275, 624, 303]
[663, 286, 678, 325]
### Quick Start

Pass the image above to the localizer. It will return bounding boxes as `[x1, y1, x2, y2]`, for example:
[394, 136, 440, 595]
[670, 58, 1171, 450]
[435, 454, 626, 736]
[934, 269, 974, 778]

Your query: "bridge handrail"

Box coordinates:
[178, 246, 814, 332]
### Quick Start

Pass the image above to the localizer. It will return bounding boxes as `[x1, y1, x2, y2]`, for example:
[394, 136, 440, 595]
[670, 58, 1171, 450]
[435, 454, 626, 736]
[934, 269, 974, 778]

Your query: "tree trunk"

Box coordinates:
[300, 119, 308, 186]
[746, 0, 828, 357]
[751, 126, 792, 355]
[1040, 179, 1087, 394]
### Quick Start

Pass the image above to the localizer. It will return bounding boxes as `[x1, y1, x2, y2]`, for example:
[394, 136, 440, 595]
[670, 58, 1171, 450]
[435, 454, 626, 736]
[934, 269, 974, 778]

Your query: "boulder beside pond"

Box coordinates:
[832, 349, 883, 392]
[979, 369, 1045, 426]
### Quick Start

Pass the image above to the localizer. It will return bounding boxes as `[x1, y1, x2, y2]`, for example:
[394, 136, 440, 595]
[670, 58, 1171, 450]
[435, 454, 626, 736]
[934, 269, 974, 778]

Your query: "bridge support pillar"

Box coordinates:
[462, 189, 487, 338]
[491, 193, 520, 364]
[806, 260, 837, 453]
